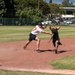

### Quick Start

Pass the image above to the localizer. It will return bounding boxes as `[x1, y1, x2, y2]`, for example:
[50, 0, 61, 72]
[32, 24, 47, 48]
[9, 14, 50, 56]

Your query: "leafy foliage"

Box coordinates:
[3, 0, 15, 17]
[49, 0, 52, 3]
[0, 0, 5, 17]
[14, 0, 50, 24]
[49, 3, 60, 14]
[62, 0, 74, 7]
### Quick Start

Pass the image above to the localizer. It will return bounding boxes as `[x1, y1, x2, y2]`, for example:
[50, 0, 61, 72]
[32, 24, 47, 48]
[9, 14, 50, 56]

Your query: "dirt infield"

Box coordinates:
[0, 38, 75, 74]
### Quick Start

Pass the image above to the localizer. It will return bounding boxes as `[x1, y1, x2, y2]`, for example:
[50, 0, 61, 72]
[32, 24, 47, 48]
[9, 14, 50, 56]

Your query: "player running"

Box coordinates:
[24, 23, 52, 51]
[48, 25, 62, 54]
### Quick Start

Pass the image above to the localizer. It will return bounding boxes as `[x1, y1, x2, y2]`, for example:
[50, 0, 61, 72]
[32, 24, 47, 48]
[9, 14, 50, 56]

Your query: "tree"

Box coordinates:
[62, 0, 74, 7]
[40, 0, 50, 15]
[15, 0, 50, 16]
[1, 0, 50, 22]
[0, 0, 5, 17]
[48, 3, 62, 19]
[49, 3, 60, 14]
[3, 0, 15, 17]
[49, 0, 52, 3]
[15, 0, 46, 24]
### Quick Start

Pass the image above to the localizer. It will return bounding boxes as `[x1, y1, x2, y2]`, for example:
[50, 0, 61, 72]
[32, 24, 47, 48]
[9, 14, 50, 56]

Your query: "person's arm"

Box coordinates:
[41, 30, 52, 35]
[48, 34, 53, 43]
[56, 25, 61, 30]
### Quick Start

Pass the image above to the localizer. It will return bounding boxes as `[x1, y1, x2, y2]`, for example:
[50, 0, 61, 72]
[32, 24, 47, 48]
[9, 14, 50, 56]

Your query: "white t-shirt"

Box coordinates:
[31, 25, 43, 35]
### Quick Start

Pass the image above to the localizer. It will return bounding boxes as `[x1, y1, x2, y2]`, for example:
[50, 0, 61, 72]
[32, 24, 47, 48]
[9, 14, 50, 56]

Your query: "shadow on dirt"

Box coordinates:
[36, 49, 54, 53]
[36, 49, 72, 54]
[57, 50, 72, 54]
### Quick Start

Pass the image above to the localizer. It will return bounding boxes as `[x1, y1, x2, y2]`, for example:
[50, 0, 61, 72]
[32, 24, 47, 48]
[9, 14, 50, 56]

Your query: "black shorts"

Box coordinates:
[52, 39, 60, 47]
[29, 33, 36, 41]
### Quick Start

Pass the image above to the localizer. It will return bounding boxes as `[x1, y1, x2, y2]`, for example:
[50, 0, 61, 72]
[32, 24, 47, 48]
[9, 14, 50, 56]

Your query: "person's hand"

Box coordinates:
[49, 32, 52, 35]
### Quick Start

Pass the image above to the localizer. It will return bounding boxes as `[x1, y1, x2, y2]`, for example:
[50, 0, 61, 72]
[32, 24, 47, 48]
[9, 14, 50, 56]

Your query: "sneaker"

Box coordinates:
[36, 49, 41, 53]
[57, 42, 62, 45]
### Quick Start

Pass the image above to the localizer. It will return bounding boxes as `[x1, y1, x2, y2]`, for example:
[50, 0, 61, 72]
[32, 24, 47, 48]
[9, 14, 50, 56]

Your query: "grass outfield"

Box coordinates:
[51, 55, 75, 70]
[0, 25, 75, 42]
[0, 70, 69, 75]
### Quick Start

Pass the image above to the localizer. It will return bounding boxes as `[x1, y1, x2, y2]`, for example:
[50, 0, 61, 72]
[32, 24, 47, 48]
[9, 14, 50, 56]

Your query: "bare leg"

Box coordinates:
[24, 40, 31, 50]
[55, 41, 59, 54]
[35, 37, 40, 50]
[56, 41, 59, 49]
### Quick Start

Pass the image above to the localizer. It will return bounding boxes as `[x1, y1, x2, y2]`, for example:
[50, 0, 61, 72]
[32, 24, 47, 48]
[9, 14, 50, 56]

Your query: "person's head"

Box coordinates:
[42, 23, 47, 29]
[49, 26, 54, 30]
[38, 23, 47, 29]
[41, 25, 47, 29]
[38, 22, 42, 26]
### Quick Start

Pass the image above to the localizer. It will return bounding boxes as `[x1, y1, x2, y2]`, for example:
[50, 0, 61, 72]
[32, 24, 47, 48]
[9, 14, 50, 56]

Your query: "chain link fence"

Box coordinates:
[0, 18, 35, 26]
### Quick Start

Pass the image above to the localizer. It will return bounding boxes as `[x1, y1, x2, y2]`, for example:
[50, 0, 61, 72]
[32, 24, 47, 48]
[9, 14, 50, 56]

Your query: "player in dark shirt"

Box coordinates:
[49, 25, 62, 54]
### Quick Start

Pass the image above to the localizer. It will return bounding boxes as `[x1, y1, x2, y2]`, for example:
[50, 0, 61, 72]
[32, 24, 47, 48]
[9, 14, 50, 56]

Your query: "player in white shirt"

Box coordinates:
[24, 23, 52, 51]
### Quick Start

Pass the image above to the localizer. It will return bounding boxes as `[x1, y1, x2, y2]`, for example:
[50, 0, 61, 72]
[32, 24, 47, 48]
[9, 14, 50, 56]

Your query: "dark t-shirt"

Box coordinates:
[51, 28, 59, 40]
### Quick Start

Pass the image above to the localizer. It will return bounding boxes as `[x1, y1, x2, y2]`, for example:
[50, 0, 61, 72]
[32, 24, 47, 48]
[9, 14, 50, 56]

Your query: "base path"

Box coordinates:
[0, 38, 75, 74]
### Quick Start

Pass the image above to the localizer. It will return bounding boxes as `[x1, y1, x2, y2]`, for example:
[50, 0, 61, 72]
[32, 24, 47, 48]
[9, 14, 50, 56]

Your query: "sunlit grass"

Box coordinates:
[0, 25, 75, 42]
[0, 70, 69, 75]
[51, 55, 75, 70]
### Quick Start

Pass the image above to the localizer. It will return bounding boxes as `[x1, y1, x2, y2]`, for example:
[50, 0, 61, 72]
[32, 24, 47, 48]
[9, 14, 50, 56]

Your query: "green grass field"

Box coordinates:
[0, 25, 75, 42]
[0, 70, 69, 75]
[51, 55, 75, 70]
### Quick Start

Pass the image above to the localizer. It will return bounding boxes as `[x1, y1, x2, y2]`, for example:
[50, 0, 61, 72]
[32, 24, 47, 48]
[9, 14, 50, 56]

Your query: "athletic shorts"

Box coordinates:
[29, 33, 36, 41]
[52, 38, 60, 47]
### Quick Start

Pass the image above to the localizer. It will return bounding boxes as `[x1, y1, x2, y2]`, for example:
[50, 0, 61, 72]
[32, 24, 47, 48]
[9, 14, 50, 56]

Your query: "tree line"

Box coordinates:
[0, 0, 75, 25]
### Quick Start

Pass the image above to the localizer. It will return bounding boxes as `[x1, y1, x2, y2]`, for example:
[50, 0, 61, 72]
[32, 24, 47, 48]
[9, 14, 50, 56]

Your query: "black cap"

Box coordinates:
[38, 23, 42, 26]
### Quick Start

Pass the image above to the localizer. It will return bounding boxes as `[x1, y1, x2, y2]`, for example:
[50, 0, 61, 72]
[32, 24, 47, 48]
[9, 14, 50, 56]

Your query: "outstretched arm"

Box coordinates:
[48, 34, 53, 43]
[56, 25, 61, 30]
[41, 30, 52, 35]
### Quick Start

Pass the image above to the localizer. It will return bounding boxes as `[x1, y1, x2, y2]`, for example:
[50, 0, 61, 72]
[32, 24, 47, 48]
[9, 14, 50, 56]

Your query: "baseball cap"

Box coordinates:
[38, 23, 43, 26]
